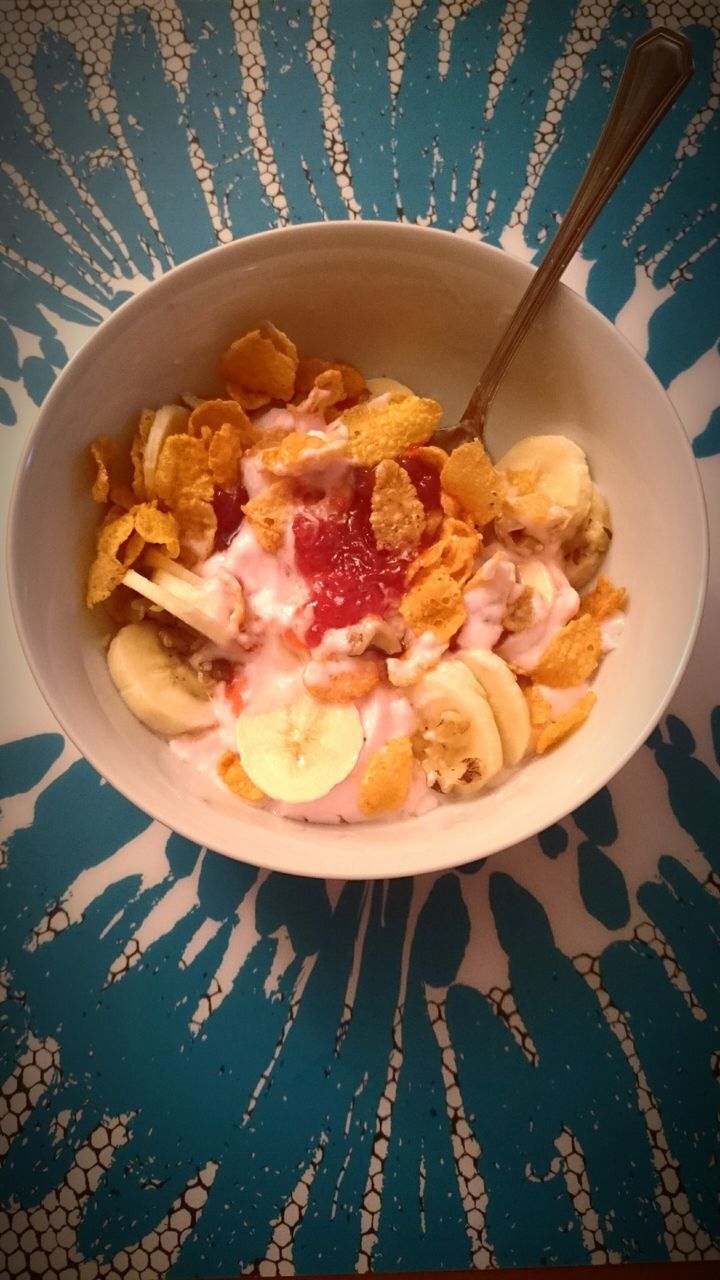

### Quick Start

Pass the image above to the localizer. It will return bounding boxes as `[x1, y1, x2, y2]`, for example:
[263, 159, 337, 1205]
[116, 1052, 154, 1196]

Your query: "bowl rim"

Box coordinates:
[6, 221, 710, 878]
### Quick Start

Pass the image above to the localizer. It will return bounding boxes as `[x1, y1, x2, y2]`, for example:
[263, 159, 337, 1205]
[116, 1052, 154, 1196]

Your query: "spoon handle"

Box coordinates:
[461, 26, 694, 431]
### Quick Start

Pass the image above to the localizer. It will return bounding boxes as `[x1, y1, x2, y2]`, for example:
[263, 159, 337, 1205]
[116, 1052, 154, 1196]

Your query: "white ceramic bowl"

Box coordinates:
[8, 223, 708, 879]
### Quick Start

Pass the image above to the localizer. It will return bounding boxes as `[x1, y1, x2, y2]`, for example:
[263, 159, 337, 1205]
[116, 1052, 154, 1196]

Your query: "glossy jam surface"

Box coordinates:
[293, 470, 412, 645]
[213, 482, 249, 552]
[399, 452, 442, 512]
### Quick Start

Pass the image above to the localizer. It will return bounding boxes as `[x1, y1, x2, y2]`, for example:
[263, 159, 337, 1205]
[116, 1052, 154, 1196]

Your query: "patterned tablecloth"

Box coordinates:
[1, 2, 719, 1277]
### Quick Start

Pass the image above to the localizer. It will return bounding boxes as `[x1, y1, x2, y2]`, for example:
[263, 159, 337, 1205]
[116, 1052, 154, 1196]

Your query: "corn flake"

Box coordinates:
[531, 614, 603, 687]
[217, 751, 265, 803]
[440, 491, 463, 519]
[154, 434, 213, 506]
[295, 356, 365, 404]
[523, 685, 553, 733]
[174, 492, 217, 565]
[412, 444, 449, 472]
[226, 382, 270, 412]
[536, 691, 597, 754]
[242, 480, 294, 554]
[208, 421, 248, 488]
[87, 509, 137, 606]
[502, 585, 535, 632]
[504, 490, 556, 526]
[89, 437, 116, 504]
[219, 325, 298, 409]
[370, 459, 425, 550]
[304, 656, 379, 704]
[343, 393, 442, 466]
[506, 468, 535, 497]
[358, 736, 414, 816]
[578, 573, 627, 621]
[130, 408, 155, 502]
[399, 565, 467, 642]
[89, 437, 135, 509]
[132, 501, 180, 559]
[261, 431, 347, 477]
[188, 398, 258, 447]
[441, 441, 506, 527]
[408, 516, 479, 585]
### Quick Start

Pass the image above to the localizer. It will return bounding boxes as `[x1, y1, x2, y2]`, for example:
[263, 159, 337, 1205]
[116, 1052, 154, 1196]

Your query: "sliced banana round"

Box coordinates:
[365, 376, 415, 399]
[562, 484, 612, 588]
[497, 434, 592, 535]
[456, 649, 531, 766]
[410, 659, 503, 795]
[143, 404, 190, 497]
[235, 694, 363, 803]
[108, 622, 216, 736]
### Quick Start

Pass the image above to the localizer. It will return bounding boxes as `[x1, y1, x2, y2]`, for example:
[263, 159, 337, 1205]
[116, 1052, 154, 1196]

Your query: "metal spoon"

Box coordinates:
[434, 26, 694, 452]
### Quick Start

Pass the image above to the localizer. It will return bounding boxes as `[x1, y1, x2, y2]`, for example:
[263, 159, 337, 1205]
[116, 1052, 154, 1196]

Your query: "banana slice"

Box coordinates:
[143, 547, 205, 587]
[123, 568, 237, 650]
[456, 650, 531, 766]
[517, 559, 554, 603]
[366, 376, 415, 398]
[235, 694, 363, 803]
[497, 434, 592, 535]
[562, 484, 612, 588]
[108, 622, 216, 736]
[410, 659, 503, 795]
[143, 404, 190, 497]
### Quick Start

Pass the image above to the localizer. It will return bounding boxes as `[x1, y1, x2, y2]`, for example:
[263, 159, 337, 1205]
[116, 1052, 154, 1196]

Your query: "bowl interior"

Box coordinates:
[8, 223, 708, 879]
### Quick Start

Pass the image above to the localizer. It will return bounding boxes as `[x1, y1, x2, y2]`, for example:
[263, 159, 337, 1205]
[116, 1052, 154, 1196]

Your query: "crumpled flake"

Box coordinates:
[87, 509, 138, 606]
[217, 751, 265, 803]
[412, 444, 449, 473]
[89, 437, 115, 503]
[441, 441, 506, 527]
[536, 691, 597, 753]
[154, 434, 213, 506]
[343, 393, 442, 466]
[174, 492, 217, 565]
[89, 437, 135, 509]
[242, 480, 294, 554]
[502, 585, 535, 632]
[295, 355, 366, 405]
[358, 736, 414, 816]
[188, 398, 258, 446]
[578, 573, 627, 621]
[371, 459, 425, 550]
[130, 408, 155, 502]
[261, 431, 347, 477]
[506, 468, 535, 496]
[531, 614, 603, 687]
[87, 502, 180, 606]
[304, 656, 379, 703]
[132, 501, 180, 560]
[408, 516, 479, 585]
[219, 324, 298, 409]
[208, 421, 248, 488]
[523, 685, 553, 733]
[399, 565, 467, 642]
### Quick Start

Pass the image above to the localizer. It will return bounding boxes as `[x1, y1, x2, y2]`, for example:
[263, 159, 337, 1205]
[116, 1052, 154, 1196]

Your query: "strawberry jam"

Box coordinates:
[399, 452, 442, 511]
[293, 468, 412, 646]
[213, 482, 249, 552]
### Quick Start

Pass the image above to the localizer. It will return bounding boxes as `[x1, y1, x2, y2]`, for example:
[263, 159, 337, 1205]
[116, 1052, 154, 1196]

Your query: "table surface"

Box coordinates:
[1, 2, 719, 1278]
